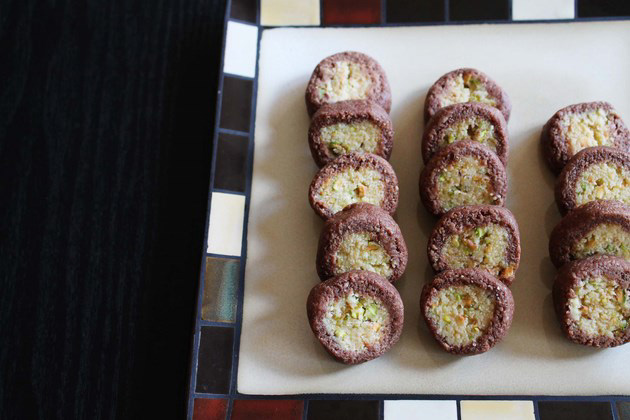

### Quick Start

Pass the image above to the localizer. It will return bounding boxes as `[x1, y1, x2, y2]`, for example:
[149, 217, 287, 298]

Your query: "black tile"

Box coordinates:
[195, 326, 234, 394]
[386, 0, 445, 22]
[220, 76, 253, 133]
[538, 401, 613, 420]
[214, 132, 249, 193]
[577, 0, 630, 17]
[307, 400, 379, 420]
[449, 0, 509, 21]
[231, 0, 257, 23]
[618, 401, 630, 420]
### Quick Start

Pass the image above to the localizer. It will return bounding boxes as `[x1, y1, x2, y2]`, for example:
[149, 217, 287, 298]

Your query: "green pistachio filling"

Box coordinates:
[318, 61, 372, 102]
[575, 162, 630, 207]
[438, 117, 498, 153]
[426, 285, 496, 346]
[435, 156, 501, 212]
[571, 223, 630, 261]
[441, 224, 514, 279]
[568, 276, 630, 338]
[439, 73, 497, 109]
[316, 168, 385, 215]
[320, 121, 381, 157]
[562, 108, 615, 155]
[334, 232, 393, 278]
[323, 292, 389, 352]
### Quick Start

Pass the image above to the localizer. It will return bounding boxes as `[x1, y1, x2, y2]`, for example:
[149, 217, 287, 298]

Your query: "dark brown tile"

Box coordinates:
[538, 401, 613, 420]
[322, 0, 381, 25]
[577, 0, 630, 17]
[214, 132, 249, 193]
[193, 398, 228, 420]
[195, 326, 234, 394]
[386, 0, 445, 22]
[231, 0, 257, 23]
[219, 76, 253, 133]
[449, 0, 509, 21]
[308, 400, 379, 420]
[232, 399, 304, 420]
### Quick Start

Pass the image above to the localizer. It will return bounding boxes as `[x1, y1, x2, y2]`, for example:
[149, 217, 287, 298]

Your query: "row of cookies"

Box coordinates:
[541, 102, 630, 348]
[303, 52, 408, 364]
[418, 69, 521, 355]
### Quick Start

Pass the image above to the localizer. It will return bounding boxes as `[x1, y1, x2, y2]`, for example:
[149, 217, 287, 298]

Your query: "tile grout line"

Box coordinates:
[456, 399, 462, 420]
[187, 0, 232, 416]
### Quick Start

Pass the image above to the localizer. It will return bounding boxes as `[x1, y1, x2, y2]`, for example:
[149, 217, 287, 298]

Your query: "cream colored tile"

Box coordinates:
[207, 192, 246, 256]
[224, 21, 258, 78]
[384, 400, 458, 420]
[461, 401, 535, 420]
[261, 0, 320, 26]
[513, 0, 575, 20]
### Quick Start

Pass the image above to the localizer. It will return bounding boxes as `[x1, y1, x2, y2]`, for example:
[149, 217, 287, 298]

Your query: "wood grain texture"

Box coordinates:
[0, 0, 226, 418]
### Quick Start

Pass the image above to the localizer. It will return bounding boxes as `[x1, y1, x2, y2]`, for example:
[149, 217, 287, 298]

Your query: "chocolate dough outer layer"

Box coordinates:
[555, 146, 630, 215]
[541, 101, 630, 174]
[549, 200, 630, 268]
[553, 256, 630, 348]
[307, 270, 404, 364]
[423, 68, 511, 123]
[309, 152, 399, 220]
[422, 102, 509, 166]
[316, 203, 408, 283]
[419, 140, 508, 216]
[305, 51, 392, 117]
[420, 268, 515, 355]
[309, 99, 394, 167]
[427, 205, 521, 286]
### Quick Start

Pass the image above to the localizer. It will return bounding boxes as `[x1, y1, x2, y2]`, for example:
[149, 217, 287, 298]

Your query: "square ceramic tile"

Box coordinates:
[307, 400, 379, 420]
[538, 401, 613, 420]
[214, 132, 249, 193]
[461, 401, 535, 420]
[384, 400, 458, 420]
[193, 398, 228, 420]
[231, 400, 304, 420]
[207, 192, 245, 256]
[386, 0, 445, 23]
[261, 0, 321, 26]
[322, 0, 381, 24]
[223, 21, 258, 78]
[202, 257, 240, 322]
[219, 76, 253, 133]
[449, 0, 509, 20]
[617, 401, 630, 420]
[195, 327, 234, 394]
[513, 0, 575, 20]
[577, 0, 630, 17]
[231, 0, 257, 23]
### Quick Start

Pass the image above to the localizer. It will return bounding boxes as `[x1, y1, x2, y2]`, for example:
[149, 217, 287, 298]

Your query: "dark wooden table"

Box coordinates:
[1, 1, 226, 418]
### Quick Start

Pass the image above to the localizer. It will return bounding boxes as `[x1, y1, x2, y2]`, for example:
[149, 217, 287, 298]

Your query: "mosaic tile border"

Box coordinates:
[188, 0, 630, 418]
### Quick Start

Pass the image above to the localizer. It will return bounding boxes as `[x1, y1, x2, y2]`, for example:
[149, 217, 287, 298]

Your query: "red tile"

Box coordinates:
[323, 0, 381, 25]
[193, 398, 228, 420]
[231, 400, 304, 420]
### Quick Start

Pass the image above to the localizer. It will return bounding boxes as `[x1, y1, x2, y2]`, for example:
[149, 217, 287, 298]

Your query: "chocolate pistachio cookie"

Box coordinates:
[309, 152, 399, 220]
[422, 102, 509, 166]
[309, 100, 394, 167]
[549, 200, 630, 268]
[541, 101, 630, 174]
[420, 268, 514, 355]
[428, 205, 521, 286]
[316, 203, 407, 283]
[555, 146, 630, 214]
[553, 256, 630, 348]
[307, 270, 404, 364]
[424, 68, 511, 123]
[419, 140, 507, 216]
[305, 51, 391, 117]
